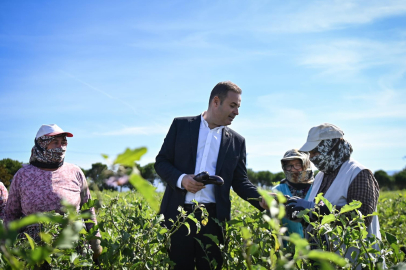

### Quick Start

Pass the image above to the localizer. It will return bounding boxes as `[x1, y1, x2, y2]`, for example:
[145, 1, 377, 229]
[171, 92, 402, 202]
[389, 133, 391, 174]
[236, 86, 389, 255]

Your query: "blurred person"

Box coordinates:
[0, 182, 8, 220]
[272, 149, 314, 237]
[155, 81, 268, 270]
[4, 124, 102, 260]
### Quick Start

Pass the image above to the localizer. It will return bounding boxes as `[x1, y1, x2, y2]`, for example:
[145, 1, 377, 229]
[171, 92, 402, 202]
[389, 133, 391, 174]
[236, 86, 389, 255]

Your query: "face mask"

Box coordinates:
[29, 135, 67, 169]
[310, 138, 352, 174]
[281, 149, 314, 184]
[284, 170, 314, 183]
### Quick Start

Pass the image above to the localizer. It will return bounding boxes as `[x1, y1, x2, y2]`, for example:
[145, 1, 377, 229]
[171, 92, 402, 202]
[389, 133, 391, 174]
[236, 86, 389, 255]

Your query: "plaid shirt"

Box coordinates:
[317, 165, 379, 226]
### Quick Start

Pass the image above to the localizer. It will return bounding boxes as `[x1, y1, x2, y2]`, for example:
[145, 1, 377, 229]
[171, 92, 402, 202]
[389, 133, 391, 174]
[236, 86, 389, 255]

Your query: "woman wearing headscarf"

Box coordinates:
[0, 182, 8, 220]
[286, 123, 381, 266]
[4, 124, 102, 259]
[272, 149, 314, 237]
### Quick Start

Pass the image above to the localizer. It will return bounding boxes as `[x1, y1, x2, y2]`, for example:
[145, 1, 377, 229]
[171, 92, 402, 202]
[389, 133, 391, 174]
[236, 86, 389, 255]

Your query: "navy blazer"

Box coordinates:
[155, 115, 262, 227]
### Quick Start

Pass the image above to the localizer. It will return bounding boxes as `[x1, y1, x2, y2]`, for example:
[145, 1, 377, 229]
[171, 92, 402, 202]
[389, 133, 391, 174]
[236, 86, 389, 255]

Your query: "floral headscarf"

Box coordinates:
[309, 138, 352, 174]
[281, 149, 314, 184]
[29, 135, 67, 169]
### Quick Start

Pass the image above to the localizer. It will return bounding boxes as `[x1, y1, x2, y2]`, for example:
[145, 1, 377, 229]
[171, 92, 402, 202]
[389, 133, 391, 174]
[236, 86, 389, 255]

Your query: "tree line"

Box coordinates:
[1, 158, 406, 191]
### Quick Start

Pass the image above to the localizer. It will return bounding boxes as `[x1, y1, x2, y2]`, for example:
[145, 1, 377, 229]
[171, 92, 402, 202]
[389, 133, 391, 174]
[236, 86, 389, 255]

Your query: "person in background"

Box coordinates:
[286, 123, 381, 263]
[0, 182, 8, 220]
[272, 149, 313, 238]
[4, 124, 102, 260]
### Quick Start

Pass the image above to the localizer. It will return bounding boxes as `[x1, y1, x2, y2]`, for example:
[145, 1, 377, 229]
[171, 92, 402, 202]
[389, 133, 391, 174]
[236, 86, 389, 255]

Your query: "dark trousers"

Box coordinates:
[168, 204, 223, 270]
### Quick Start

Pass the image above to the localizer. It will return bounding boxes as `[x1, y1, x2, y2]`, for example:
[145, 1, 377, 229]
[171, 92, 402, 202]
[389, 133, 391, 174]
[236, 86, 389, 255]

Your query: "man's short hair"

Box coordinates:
[209, 81, 242, 107]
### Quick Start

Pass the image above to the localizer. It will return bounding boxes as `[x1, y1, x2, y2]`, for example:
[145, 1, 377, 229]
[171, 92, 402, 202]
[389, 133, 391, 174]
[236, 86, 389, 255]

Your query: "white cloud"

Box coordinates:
[299, 39, 406, 75]
[130, 1, 406, 35]
[256, 0, 406, 33]
[95, 125, 168, 136]
[333, 69, 406, 119]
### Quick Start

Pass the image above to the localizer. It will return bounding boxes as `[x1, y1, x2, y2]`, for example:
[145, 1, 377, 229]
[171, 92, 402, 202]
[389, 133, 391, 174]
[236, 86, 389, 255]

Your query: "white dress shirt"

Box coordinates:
[176, 113, 224, 203]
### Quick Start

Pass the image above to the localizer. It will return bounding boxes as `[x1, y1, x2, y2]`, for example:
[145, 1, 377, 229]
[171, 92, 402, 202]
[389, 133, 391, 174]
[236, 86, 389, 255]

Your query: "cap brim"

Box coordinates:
[46, 132, 73, 137]
[281, 156, 301, 161]
[299, 141, 320, 152]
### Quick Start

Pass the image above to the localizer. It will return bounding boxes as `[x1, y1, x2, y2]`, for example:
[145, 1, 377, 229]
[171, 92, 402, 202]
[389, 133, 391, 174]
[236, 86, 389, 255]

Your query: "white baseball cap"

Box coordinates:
[35, 124, 73, 139]
[299, 123, 344, 152]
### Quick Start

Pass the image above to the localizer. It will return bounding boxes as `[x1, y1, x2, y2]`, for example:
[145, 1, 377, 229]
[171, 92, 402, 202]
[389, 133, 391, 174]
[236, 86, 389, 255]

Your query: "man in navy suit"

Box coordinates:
[155, 81, 268, 270]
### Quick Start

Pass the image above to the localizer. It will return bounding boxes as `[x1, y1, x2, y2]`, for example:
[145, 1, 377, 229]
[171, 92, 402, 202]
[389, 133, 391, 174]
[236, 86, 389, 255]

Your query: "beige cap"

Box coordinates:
[299, 123, 344, 152]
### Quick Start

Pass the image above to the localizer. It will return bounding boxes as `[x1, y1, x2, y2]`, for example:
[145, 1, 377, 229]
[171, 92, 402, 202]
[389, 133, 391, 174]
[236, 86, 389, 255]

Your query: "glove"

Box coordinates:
[286, 196, 315, 209]
[285, 197, 315, 222]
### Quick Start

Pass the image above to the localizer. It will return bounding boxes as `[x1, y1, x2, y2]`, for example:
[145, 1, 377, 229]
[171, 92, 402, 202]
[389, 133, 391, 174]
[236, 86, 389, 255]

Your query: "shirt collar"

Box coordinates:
[201, 112, 224, 131]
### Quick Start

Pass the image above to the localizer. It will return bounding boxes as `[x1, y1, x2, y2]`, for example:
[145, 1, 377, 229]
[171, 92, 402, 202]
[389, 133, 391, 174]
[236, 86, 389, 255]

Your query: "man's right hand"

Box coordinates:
[182, 174, 205, 193]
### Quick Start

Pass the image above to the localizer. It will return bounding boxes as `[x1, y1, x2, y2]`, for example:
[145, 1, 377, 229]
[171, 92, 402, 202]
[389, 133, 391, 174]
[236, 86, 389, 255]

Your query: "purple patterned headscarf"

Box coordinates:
[310, 138, 353, 174]
[29, 135, 67, 169]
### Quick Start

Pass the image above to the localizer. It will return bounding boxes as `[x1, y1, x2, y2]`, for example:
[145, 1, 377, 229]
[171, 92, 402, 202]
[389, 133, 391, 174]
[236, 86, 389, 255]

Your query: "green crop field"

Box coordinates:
[1, 148, 405, 269]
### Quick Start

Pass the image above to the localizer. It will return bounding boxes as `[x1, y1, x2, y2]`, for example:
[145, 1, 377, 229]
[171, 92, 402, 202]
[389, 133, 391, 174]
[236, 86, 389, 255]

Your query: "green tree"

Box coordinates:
[272, 171, 285, 184]
[137, 162, 158, 184]
[0, 165, 13, 187]
[85, 162, 114, 190]
[374, 170, 394, 190]
[256, 170, 274, 187]
[247, 168, 258, 185]
[0, 158, 23, 187]
[393, 169, 406, 190]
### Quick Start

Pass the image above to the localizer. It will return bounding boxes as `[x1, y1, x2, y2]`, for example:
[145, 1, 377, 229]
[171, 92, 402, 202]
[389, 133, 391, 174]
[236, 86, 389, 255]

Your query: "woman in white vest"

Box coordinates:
[286, 123, 381, 265]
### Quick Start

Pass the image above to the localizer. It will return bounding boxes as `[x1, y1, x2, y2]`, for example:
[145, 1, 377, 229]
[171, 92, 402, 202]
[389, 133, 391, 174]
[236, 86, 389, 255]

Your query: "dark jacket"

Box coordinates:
[155, 115, 262, 227]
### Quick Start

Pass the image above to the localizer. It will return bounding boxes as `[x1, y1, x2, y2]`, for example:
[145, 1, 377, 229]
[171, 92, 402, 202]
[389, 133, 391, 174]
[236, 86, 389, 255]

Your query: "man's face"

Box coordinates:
[214, 91, 241, 126]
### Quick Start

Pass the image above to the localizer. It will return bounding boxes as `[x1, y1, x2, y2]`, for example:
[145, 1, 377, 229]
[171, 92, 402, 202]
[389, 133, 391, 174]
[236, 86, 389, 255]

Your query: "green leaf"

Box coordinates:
[339, 200, 362, 214]
[101, 154, 109, 159]
[249, 244, 259, 255]
[70, 252, 79, 264]
[29, 246, 52, 264]
[183, 222, 191, 236]
[315, 193, 324, 205]
[319, 196, 333, 213]
[81, 198, 98, 211]
[187, 214, 199, 225]
[307, 250, 347, 266]
[241, 227, 252, 239]
[258, 189, 277, 216]
[39, 233, 52, 244]
[128, 173, 159, 212]
[114, 147, 147, 167]
[194, 237, 204, 250]
[8, 213, 65, 231]
[204, 234, 219, 245]
[272, 233, 280, 251]
[321, 214, 336, 225]
[302, 214, 311, 224]
[351, 250, 358, 261]
[54, 220, 83, 249]
[159, 228, 168, 235]
[317, 261, 335, 270]
[24, 233, 35, 250]
[385, 232, 398, 245]
[288, 233, 309, 251]
[278, 203, 286, 220]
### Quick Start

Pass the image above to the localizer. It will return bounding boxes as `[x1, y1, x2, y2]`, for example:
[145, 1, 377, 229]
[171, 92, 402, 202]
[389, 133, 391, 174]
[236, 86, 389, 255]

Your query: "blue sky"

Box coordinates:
[1, 0, 406, 174]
